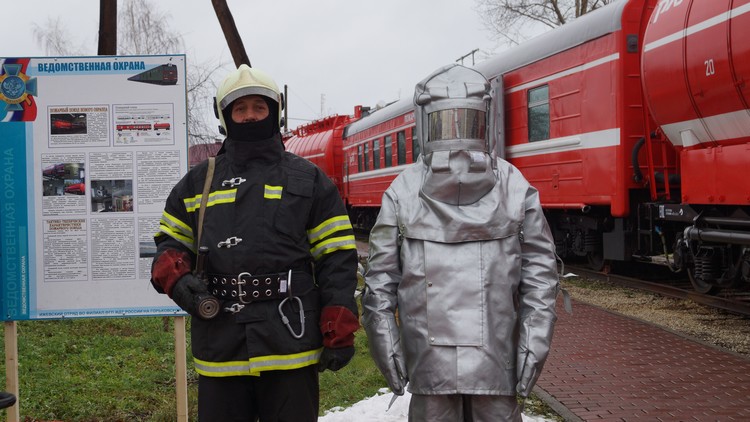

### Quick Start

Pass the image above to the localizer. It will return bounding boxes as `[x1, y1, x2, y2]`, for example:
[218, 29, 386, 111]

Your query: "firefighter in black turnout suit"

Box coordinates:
[151, 65, 360, 421]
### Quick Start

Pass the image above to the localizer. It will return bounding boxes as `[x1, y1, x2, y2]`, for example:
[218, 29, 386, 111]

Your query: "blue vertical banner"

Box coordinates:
[0, 122, 31, 320]
[1, 55, 189, 320]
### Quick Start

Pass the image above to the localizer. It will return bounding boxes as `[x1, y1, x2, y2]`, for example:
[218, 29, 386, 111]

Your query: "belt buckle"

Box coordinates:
[237, 272, 254, 304]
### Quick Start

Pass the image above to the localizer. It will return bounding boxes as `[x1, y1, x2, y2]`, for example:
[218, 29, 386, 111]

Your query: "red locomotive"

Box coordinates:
[284, 0, 750, 294]
[127, 63, 178, 85]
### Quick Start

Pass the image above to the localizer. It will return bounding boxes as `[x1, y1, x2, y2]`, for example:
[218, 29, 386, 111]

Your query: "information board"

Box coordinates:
[0, 55, 188, 320]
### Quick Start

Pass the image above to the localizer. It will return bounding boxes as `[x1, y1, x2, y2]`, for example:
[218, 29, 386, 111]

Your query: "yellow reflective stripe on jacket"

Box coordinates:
[193, 348, 322, 377]
[307, 215, 353, 244]
[264, 185, 283, 199]
[183, 189, 237, 212]
[310, 235, 357, 260]
[156, 211, 195, 251]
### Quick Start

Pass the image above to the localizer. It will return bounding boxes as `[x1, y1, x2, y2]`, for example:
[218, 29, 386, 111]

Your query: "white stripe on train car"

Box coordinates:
[644, 3, 750, 52]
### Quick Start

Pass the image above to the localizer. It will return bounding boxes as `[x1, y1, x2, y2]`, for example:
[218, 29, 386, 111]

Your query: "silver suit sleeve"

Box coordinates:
[516, 186, 559, 397]
[361, 191, 408, 395]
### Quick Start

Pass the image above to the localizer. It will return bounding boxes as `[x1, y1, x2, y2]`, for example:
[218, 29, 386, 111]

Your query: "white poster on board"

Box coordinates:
[0, 55, 187, 320]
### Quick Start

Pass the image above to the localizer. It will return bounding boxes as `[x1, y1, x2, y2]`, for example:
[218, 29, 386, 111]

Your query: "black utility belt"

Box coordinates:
[207, 270, 314, 303]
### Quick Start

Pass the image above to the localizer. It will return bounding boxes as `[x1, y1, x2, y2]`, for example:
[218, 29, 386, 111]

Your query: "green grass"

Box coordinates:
[0, 317, 385, 421]
[0, 316, 560, 421]
[319, 330, 385, 413]
[6, 317, 191, 421]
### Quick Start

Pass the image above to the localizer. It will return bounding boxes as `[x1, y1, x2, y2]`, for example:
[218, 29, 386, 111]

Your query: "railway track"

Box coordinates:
[565, 264, 750, 317]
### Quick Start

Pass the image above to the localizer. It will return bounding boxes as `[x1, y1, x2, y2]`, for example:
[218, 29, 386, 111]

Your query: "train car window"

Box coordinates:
[528, 85, 550, 142]
[412, 127, 420, 162]
[384, 135, 393, 168]
[397, 131, 406, 165]
[373, 139, 381, 170]
[357, 145, 363, 172]
[363, 143, 370, 171]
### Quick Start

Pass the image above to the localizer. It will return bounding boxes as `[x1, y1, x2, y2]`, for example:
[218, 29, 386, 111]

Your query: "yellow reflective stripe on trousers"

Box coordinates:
[193, 348, 323, 377]
[264, 185, 283, 199]
[183, 189, 237, 212]
[310, 235, 357, 260]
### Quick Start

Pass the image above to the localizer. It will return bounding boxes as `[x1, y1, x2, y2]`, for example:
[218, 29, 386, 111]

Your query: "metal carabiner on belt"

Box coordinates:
[277, 270, 305, 339]
[278, 296, 305, 339]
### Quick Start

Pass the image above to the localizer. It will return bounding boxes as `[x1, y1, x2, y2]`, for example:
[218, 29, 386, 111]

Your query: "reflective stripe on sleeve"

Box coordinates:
[310, 235, 357, 260]
[156, 211, 195, 251]
[307, 215, 353, 244]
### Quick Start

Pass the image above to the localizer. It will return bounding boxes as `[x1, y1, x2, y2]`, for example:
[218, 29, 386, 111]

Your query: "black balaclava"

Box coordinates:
[223, 96, 280, 142]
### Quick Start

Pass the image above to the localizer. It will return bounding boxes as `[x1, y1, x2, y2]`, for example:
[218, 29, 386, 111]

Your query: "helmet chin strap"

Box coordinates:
[421, 149, 496, 205]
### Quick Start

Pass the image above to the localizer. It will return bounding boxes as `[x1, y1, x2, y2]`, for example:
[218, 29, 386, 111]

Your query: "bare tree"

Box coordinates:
[118, 0, 183, 56]
[32, 0, 223, 145]
[119, 0, 222, 144]
[32, 17, 89, 56]
[186, 58, 222, 145]
[475, 0, 617, 45]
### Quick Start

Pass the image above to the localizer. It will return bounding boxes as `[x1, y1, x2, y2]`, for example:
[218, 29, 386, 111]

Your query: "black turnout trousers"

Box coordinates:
[198, 365, 319, 422]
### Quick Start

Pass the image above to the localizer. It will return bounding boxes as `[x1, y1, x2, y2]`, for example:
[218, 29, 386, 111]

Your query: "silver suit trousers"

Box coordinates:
[408, 394, 522, 422]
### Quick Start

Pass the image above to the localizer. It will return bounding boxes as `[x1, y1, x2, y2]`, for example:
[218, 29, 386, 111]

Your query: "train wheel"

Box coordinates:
[687, 266, 719, 295]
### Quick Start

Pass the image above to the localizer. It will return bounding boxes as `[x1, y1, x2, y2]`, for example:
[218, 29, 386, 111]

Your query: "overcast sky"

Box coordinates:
[2, 0, 502, 133]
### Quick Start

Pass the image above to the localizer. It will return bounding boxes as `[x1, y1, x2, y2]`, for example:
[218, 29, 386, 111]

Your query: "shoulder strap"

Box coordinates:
[196, 157, 215, 251]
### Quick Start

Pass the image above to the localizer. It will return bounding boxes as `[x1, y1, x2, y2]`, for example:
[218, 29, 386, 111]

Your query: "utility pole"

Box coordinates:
[211, 0, 251, 67]
[98, 0, 117, 55]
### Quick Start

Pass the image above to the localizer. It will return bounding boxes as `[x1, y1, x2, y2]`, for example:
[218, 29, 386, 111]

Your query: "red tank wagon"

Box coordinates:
[639, 0, 750, 292]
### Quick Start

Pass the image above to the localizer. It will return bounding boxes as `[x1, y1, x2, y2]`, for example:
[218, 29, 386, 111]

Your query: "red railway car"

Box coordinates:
[285, 0, 750, 294]
[64, 182, 85, 195]
[639, 0, 750, 292]
[43, 163, 66, 178]
[285, 110, 359, 189]
[341, 100, 419, 228]
[116, 123, 152, 131]
[51, 119, 73, 130]
[473, 0, 668, 271]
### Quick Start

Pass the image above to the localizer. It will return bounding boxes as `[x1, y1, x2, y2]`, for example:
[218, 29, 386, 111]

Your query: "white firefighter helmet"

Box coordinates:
[413, 64, 496, 205]
[214, 64, 283, 133]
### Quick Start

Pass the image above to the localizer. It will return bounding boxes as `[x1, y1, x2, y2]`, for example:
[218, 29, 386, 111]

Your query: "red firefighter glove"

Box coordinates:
[151, 249, 192, 297]
[320, 306, 359, 349]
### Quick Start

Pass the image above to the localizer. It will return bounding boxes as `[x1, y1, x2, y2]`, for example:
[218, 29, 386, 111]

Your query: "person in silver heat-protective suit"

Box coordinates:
[151, 65, 359, 421]
[362, 64, 559, 422]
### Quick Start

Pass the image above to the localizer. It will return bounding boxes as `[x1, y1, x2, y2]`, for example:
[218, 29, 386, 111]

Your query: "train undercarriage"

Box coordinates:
[348, 204, 380, 232]
[349, 196, 750, 295]
[546, 203, 750, 294]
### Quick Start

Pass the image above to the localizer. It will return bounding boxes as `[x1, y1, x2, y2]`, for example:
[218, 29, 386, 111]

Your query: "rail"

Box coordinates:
[566, 265, 750, 317]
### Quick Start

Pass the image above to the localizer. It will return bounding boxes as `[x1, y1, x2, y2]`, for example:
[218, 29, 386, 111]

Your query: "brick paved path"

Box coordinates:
[535, 300, 750, 421]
